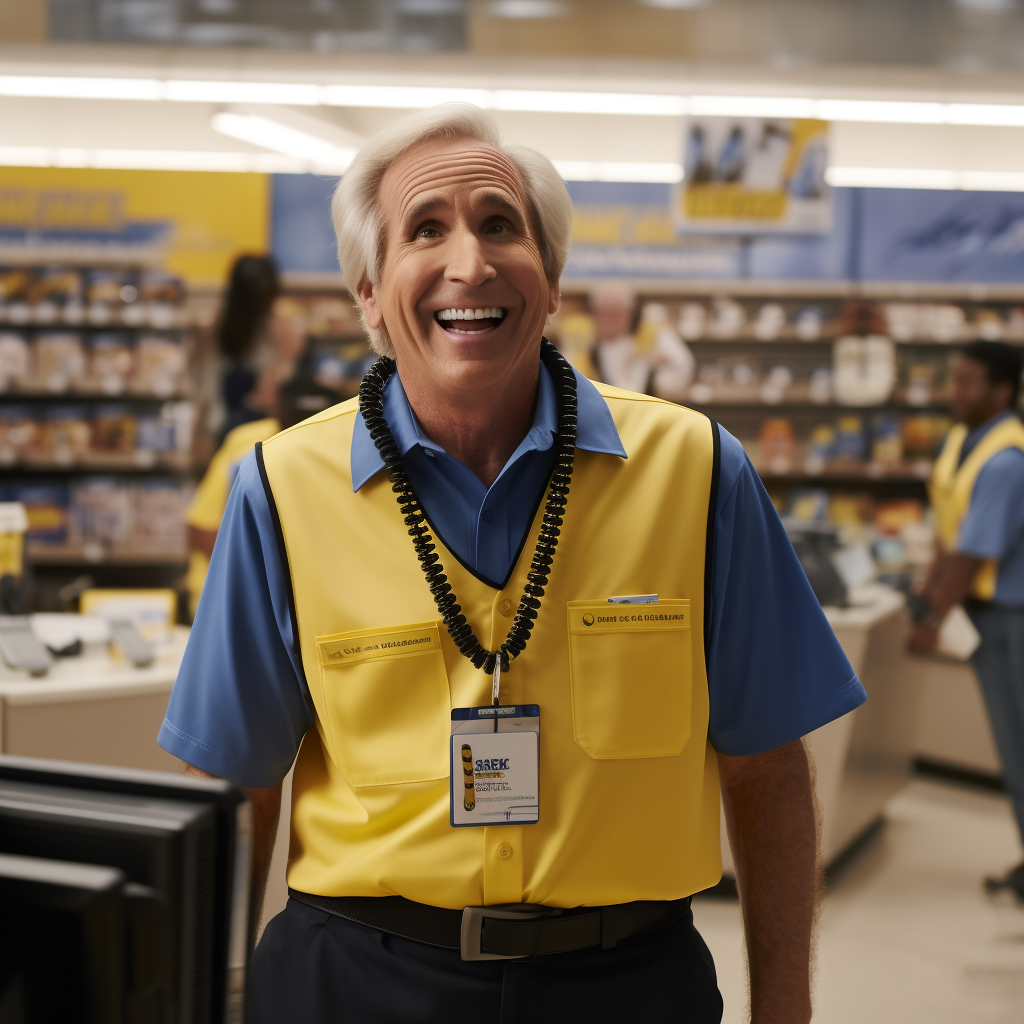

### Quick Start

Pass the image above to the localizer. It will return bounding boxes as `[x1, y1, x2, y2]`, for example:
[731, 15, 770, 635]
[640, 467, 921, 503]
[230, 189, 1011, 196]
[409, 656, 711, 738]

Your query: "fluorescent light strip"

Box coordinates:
[826, 166, 1024, 190]
[3, 75, 1024, 125]
[0, 75, 162, 100]
[166, 80, 323, 105]
[495, 90, 686, 115]
[212, 112, 355, 169]
[325, 84, 490, 108]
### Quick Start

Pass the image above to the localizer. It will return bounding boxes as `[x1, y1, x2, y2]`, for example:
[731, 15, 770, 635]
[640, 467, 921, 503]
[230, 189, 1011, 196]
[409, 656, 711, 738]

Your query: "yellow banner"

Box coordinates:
[0, 167, 269, 286]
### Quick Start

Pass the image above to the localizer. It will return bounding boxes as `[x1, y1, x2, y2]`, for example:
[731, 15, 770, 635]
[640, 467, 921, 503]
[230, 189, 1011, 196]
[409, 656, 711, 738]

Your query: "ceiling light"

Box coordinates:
[489, 0, 566, 17]
[553, 161, 683, 182]
[816, 99, 945, 123]
[689, 95, 813, 117]
[325, 84, 489, 108]
[0, 76, 162, 100]
[947, 102, 1024, 125]
[166, 81, 322, 105]
[212, 112, 356, 169]
[827, 167, 962, 190]
[494, 90, 685, 115]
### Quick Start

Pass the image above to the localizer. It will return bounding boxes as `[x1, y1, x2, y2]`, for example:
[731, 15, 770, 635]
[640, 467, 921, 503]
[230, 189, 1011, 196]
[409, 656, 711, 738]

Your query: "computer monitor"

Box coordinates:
[0, 755, 251, 1024]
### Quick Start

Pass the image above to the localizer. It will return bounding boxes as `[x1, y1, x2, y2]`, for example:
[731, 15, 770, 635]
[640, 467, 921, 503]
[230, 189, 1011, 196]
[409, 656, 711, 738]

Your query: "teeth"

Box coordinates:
[435, 307, 506, 323]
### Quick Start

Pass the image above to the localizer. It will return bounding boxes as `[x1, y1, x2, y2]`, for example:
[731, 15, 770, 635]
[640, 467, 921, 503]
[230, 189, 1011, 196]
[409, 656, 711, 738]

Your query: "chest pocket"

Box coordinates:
[567, 600, 692, 759]
[316, 622, 451, 788]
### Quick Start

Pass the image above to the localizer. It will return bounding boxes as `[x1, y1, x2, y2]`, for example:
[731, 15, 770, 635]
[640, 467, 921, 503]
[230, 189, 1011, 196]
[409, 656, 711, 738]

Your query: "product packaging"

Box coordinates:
[44, 406, 92, 465]
[69, 477, 132, 550]
[13, 482, 70, 546]
[88, 333, 135, 394]
[33, 333, 86, 393]
[0, 333, 31, 391]
[134, 335, 186, 396]
[0, 406, 39, 465]
[92, 405, 137, 459]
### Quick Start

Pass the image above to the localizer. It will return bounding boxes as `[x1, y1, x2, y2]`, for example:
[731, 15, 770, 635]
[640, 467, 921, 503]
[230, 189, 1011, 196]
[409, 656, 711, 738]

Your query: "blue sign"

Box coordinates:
[858, 188, 1024, 282]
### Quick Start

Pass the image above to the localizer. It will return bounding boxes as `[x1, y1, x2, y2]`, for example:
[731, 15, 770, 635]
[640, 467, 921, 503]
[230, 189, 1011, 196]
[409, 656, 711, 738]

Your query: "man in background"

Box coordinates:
[910, 340, 1024, 899]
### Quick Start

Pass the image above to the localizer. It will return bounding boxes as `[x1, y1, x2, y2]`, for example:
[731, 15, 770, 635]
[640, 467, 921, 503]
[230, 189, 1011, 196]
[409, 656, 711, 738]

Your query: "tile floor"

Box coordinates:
[692, 779, 1024, 1023]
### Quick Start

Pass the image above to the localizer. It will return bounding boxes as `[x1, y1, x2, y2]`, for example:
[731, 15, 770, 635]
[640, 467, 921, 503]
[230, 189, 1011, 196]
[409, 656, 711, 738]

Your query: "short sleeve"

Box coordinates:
[956, 448, 1024, 561]
[706, 429, 866, 756]
[158, 450, 313, 788]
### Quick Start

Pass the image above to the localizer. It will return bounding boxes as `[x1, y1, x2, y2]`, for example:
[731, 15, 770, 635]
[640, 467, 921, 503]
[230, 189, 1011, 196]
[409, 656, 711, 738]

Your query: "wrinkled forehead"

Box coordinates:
[379, 137, 529, 230]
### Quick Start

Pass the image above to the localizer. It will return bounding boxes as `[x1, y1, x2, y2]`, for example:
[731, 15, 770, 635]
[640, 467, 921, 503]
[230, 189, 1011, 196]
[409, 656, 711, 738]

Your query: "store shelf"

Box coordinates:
[0, 390, 189, 402]
[683, 335, 1023, 347]
[755, 467, 932, 486]
[0, 455, 198, 474]
[28, 544, 187, 566]
[686, 398, 952, 412]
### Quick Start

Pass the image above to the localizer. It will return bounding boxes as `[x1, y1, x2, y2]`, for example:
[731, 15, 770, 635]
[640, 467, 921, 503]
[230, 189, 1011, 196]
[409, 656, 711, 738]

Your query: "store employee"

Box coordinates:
[159, 104, 865, 1024]
[911, 340, 1024, 900]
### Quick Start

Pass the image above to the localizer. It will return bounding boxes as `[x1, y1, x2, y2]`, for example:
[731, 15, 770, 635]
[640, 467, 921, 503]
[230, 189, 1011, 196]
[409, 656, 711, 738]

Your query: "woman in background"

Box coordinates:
[217, 254, 306, 441]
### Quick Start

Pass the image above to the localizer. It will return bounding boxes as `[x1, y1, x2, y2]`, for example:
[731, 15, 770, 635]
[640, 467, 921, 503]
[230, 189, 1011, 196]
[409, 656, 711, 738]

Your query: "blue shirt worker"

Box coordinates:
[158, 104, 865, 1024]
[912, 340, 1024, 901]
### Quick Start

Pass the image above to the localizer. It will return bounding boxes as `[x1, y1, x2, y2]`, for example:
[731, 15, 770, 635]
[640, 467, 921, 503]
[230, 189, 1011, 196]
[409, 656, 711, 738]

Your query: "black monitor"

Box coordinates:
[0, 755, 251, 1024]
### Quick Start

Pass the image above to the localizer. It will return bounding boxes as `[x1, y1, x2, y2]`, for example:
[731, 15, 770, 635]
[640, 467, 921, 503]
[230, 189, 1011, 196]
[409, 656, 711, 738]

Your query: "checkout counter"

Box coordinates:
[722, 584, 923, 877]
[0, 584, 998, 923]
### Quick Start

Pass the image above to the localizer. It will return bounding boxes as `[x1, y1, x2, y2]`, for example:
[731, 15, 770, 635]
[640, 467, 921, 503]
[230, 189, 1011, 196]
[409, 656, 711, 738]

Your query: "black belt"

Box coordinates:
[289, 889, 691, 961]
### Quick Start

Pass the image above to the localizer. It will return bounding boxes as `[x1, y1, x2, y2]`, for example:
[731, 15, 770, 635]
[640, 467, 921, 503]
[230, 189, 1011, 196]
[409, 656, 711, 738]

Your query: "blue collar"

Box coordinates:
[351, 363, 627, 492]
[960, 409, 1016, 463]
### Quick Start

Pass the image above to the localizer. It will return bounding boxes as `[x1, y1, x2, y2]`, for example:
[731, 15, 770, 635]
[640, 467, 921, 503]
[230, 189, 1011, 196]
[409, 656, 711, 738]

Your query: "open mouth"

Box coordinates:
[434, 307, 508, 335]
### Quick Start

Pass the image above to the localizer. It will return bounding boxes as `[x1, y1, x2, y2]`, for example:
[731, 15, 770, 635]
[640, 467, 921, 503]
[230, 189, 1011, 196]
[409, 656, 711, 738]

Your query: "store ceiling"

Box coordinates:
[2, 42, 1024, 188]
[37, 0, 1024, 76]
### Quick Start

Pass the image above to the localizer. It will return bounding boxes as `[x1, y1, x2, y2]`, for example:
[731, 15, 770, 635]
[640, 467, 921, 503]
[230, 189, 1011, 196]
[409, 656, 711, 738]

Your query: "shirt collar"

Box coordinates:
[351, 361, 626, 492]
[966, 409, 1014, 442]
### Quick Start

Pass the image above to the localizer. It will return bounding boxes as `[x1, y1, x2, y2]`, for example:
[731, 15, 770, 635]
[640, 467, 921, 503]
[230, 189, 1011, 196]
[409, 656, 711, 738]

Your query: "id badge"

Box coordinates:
[450, 705, 540, 827]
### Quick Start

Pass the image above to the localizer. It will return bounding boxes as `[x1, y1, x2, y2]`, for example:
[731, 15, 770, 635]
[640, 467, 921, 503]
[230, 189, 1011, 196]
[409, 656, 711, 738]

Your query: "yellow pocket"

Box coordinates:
[567, 600, 692, 759]
[317, 622, 451, 787]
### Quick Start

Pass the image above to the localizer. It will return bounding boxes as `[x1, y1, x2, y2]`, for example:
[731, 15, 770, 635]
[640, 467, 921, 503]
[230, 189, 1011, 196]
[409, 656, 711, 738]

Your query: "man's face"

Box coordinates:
[950, 356, 1010, 426]
[358, 137, 558, 395]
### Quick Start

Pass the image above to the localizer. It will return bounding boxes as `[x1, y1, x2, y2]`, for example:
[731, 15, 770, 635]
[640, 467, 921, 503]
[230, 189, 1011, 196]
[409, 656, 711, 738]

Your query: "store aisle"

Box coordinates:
[694, 779, 1024, 1023]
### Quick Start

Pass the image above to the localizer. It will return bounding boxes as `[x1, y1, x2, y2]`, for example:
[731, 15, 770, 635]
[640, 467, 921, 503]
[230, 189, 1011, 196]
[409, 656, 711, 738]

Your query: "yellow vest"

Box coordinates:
[930, 416, 1024, 600]
[186, 417, 280, 617]
[259, 384, 720, 908]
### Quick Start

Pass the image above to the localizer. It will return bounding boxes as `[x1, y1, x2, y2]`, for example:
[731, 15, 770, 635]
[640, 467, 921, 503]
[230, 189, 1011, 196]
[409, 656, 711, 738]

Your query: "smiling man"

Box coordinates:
[158, 105, 865, 1024]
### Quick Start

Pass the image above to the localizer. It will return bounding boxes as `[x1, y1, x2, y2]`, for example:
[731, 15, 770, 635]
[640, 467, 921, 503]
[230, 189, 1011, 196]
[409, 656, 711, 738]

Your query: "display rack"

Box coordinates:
[0, 261, 199, 609]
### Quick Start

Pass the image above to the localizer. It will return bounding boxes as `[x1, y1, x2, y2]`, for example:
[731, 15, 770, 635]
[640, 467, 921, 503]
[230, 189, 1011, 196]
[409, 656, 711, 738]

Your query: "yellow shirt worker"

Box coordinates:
[185, 417, 279, 617]
[159, 105, 865, 1024]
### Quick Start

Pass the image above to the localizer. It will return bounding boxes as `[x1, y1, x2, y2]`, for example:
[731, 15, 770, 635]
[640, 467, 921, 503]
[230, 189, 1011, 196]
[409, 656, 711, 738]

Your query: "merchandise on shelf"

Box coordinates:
[33, 332, 86, 392]
[44, 406, 92, 465]
[833, 335, 896, 406]
[0, 333, 31, 390]
[9, 482, 69, 546]
[88, 332, 134, 394]
[759, 418, 795, 474]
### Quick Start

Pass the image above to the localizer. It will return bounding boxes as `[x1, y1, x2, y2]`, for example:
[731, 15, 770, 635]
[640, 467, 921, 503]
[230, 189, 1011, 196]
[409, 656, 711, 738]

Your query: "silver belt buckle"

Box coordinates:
[460, 903, 552, 961]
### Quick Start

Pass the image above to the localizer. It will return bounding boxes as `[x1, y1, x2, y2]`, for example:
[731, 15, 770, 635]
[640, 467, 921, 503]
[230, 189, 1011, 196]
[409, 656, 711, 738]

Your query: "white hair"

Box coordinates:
[332, 102, 574, 357]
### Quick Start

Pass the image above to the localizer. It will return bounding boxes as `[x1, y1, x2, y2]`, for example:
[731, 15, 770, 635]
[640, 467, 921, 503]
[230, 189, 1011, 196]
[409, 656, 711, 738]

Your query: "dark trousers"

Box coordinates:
[249, 898, 724, 1024]
[969, 604, 1024, 845]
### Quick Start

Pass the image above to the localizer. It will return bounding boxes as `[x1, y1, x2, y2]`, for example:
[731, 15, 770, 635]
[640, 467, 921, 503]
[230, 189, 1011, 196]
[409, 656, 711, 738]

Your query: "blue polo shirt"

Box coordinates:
[158, 366, 865, 788]
[954, 411, 1024, 606]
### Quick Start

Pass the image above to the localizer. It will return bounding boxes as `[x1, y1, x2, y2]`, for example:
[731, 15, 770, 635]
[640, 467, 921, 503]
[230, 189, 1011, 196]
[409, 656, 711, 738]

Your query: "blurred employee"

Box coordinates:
[185, 375, 339, 617]
[158, 104, 865, 1024]
[216, 256, 307, 441]
[911, 341, 1024, 899]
